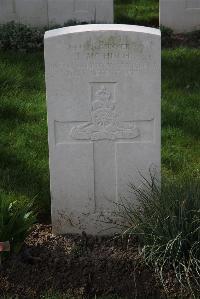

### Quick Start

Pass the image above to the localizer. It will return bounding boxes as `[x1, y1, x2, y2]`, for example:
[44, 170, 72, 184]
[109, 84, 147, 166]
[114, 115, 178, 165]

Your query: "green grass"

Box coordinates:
[117, 175, 200, 295]
[115, 0, 159, 26]
[0, 47, 199, 218]
[0, 51, 50, 217]
[162, 48, 200, 180]
[117, 175, 200, 298]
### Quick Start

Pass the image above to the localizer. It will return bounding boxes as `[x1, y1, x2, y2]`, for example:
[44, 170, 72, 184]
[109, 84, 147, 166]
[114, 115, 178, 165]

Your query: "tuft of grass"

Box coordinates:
[117, 175, 200, 295]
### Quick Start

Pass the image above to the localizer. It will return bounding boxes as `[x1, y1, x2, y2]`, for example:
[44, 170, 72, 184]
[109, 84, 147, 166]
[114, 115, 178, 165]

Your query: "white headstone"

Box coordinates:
[15, 0, 48, 27]
[45, 24, 161, 235]
[0, 0, 113, 26]
[48, 0, 113, 26]
[0, 0, 17, 24]
[160, 0, 200, 33]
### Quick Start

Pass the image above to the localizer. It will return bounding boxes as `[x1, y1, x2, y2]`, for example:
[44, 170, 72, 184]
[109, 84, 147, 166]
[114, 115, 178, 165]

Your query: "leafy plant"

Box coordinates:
[0, 21, 87, 51]
[0, 191, 36, 255]
[117, 175, 200, 295]
[0, 22, 45, 51]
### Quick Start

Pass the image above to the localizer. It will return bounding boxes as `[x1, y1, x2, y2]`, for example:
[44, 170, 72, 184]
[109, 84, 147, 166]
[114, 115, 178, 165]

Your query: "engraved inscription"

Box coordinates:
[70, 84, 140, 141]
[52, 36, 158, 79]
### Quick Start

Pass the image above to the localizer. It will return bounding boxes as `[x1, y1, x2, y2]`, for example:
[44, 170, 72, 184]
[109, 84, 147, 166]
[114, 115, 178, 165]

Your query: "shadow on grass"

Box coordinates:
[162, 48, 200, 138]
[0, 143, 50, 217]
[0, 50, 50, 220]
[0, 51, 44, 94]
[0, 105, 43, 124]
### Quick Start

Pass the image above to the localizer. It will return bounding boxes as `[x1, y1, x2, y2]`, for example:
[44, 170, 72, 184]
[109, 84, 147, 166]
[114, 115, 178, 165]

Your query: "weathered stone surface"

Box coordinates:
[0, 0, 113, 26]
[44, 24, 161, 235]
[160, 0, 200, 33]
[48, 0, 113, 25]
[0, 0, 17, 24]
[15, 0, 48, 27]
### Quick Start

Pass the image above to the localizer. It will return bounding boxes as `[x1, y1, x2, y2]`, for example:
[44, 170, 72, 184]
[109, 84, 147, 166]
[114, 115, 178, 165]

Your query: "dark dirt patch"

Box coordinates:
[0, 225, 162, 298]
[162, 30, 200, 48]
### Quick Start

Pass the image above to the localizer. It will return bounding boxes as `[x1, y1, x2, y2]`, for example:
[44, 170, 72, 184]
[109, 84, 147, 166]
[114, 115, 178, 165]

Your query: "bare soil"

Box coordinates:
[0, 224, 163, 299]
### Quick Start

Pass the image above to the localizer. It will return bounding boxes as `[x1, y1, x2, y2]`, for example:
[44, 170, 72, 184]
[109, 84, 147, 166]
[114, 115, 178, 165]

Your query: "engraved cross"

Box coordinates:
[55, 84, 154, 211]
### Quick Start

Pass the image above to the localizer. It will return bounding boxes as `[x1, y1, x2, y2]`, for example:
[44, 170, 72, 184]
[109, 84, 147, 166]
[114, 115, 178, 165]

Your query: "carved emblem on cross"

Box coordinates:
[70, 85, 140, 141]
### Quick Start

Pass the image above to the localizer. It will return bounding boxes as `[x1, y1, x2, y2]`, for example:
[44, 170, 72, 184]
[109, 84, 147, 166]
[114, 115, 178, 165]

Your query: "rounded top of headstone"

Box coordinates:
[44, 24, 160, 40]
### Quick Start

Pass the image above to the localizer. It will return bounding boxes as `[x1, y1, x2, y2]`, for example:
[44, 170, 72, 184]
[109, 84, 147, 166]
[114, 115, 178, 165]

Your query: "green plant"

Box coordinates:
[117, 175, 200, 295]
[161, 26, 174, 48]
[0, 22, 45, 51]
[0, 21, 87, 51]
[0, 191, 36, 255]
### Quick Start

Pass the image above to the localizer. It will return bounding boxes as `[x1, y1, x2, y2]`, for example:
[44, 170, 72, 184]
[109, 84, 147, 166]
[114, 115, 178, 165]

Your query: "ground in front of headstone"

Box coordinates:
[163, 30, 200, 48]
[0, 224, 162, 298]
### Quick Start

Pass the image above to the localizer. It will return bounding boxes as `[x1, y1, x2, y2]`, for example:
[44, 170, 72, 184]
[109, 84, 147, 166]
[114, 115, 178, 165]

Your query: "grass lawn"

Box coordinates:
[0, 47, 199, 217]
[114, 0, 159, 26]
[0, 1, 199, 298]
[0, 52, 50, 216]
[162, 48, 200, 180]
